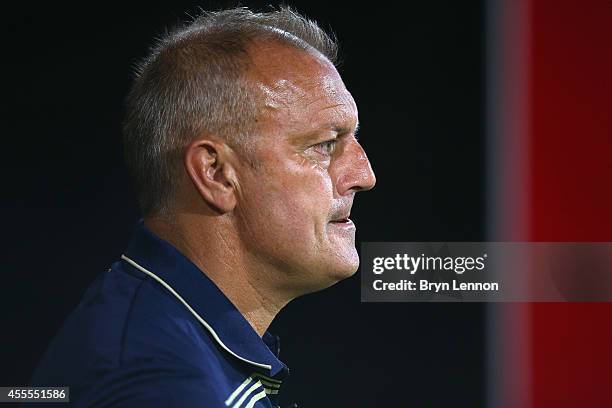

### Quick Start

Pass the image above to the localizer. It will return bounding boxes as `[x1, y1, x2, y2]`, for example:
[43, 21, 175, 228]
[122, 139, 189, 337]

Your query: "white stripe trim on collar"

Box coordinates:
[244, 389, 267, 408]
[225, 372, 282, 406]
[120, 254, 272, 371]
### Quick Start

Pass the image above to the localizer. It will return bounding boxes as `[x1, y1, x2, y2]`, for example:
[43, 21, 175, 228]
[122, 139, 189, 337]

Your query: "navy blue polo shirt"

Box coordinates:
[30, 220, 290, 407]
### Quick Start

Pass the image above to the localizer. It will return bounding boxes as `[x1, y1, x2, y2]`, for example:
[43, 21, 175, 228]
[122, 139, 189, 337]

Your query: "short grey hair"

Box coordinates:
[122, 6, 338, 217]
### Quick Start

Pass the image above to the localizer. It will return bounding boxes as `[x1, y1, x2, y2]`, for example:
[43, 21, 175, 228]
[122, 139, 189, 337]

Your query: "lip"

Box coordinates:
[329, 218, 355, 229]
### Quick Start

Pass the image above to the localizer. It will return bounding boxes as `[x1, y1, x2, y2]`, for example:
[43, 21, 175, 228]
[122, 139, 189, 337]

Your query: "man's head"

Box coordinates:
[123, 7, 376, 295]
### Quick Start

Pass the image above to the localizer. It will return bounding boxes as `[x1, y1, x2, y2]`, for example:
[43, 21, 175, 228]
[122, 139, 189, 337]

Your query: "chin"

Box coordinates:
[295, 258, 358, 295]
[333, 261, 360, 280]
[325, 250, 361, 283]
[326, 234, 359, 274]
[289, 244, 360, 294]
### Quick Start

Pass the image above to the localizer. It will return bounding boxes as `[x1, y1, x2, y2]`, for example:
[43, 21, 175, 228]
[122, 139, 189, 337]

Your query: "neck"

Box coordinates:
[144, 213, 290, 337]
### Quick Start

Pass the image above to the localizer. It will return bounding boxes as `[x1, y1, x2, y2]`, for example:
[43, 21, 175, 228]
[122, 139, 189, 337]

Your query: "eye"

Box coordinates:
[313, 139, 338, 156]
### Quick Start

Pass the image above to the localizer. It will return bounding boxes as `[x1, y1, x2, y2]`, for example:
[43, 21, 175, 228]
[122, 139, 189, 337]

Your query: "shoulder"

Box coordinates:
[32, 262, 239, 406]
[31, 262, 221, 384]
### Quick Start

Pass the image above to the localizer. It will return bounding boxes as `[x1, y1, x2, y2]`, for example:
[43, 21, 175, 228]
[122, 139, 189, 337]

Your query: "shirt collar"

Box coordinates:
[122, 219, 288, 378]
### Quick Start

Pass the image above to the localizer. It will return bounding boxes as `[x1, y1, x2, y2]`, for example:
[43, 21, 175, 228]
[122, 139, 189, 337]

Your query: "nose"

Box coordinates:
[334, 138, 377, 196]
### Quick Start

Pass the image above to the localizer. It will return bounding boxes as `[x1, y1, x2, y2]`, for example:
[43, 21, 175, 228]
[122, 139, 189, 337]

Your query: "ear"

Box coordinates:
[184, 138, 238, 214]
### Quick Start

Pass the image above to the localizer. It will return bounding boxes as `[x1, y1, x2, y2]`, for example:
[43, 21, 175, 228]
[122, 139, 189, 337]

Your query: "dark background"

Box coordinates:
[3, 1, 486, 406]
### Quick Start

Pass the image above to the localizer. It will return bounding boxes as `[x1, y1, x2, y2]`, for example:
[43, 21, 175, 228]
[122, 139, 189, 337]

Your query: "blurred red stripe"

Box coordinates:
[528, 0, 612, 407]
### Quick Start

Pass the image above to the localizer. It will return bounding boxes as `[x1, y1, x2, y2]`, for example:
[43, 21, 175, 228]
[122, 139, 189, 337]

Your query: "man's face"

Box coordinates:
[234, 44, 376, 295]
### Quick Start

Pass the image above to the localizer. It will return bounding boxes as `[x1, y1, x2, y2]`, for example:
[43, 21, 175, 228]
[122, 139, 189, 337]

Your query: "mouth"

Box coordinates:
[329, 202, 355, 229]
[329, 217, 355, 229]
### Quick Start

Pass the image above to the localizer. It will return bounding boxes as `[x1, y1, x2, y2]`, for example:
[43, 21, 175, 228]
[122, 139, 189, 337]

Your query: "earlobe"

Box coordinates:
[184, 138, 237, 214]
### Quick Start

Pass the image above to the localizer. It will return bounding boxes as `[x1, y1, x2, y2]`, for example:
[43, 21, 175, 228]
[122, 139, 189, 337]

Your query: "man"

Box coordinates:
[30, 6, 375, 407]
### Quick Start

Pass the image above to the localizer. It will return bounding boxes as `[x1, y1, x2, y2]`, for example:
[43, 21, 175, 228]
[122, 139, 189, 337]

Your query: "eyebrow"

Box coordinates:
[330, 122, 360, 137]
[290, 121, 360, 145]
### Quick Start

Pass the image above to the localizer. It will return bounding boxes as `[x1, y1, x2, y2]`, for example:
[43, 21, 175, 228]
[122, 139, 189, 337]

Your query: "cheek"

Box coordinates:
[248, 158, 334, 234]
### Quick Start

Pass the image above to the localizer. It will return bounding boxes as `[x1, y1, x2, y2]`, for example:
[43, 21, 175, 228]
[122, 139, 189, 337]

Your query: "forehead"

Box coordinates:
[247, 42, 358, 137]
